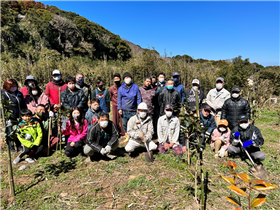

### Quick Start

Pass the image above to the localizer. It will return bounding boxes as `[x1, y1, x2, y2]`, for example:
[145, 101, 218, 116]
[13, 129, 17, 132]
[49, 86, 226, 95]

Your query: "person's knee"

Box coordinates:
[65, 150, 71, 157]
[254, 152, 265, 161]
[149, 142, 157, 151]
[227, 146, 237, 154]
[84, 145, 94, 156]
[125, 144, 134, 153]
[215, 139, 222, 145]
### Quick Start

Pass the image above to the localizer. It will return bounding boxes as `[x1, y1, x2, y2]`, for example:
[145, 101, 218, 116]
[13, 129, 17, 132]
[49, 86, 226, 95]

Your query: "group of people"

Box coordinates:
[1, 70, 265, 165]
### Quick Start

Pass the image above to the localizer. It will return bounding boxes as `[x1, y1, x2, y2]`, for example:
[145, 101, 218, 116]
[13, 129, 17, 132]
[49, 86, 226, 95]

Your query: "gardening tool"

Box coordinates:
[139, 129, 154, 163]
[237, 137, 267, 179]
[56, 87, 61, 151]
[47, 115, 52, 156]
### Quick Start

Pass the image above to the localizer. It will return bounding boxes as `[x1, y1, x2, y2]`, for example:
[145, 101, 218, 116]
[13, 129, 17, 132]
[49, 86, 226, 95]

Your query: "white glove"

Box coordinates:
[218, 148, 226, 157]
[105, 145, 111, 154]
[100, 148, 106, 155]
[253, 143, 259, 147]
[6, 120, 12, 126]
[205, 132, 210, 138]
[232, 139, 239, 146]
[49, 111, 54, 118]
[219, 136, 224, 141]
[25, 134, 32, 140]
[219, 136, 227, 143]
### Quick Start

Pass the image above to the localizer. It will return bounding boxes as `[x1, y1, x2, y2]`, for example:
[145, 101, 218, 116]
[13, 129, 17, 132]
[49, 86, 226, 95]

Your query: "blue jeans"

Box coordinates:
[121, 111, 136, 133]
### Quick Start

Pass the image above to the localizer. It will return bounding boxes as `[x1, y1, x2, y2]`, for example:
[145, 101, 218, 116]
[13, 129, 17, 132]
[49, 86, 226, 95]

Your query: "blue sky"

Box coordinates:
[42, 1, 279, 66]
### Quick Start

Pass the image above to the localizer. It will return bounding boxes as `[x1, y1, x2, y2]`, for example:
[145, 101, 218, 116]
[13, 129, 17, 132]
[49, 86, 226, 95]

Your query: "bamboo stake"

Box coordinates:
[59, 87, 62, 151]
[47, 116, 52, 156]
[1, 94, 15, 196]
[194, 88, 200, 118]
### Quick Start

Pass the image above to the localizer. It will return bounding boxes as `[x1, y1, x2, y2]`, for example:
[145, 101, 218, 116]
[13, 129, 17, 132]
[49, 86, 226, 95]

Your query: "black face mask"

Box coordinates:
[98, 84, 104, 89]
[114, 81, 121, 86]
[152, 82, 156, 86]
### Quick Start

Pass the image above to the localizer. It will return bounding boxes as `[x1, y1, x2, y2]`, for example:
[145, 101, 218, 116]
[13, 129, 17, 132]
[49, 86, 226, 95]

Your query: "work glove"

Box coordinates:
[169, 143, 174, 148]
[252, 142, 260, 147]
[205, 132, 210, 138]
[100, 148, 106, 155]
[25, 134, 32, 140]
[218, 148, 226, 157]
[49, 111, 54, 118]
[105, 145, 111, 154]
[138, 132, 145, 141]
[243, 140, 254, 148]
[164, 142, 169, 150]
[219, 136, 227, 143]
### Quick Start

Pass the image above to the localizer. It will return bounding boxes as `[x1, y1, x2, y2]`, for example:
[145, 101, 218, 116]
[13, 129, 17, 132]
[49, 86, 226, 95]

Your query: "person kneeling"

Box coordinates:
[228, 115, 265, 162]
[13, 109, 43, 164]
[157, 104, 183, 155]
[211, 119, 230, 159]
[125, 102, 157, 154]
[84, 112, 119, 158]
[62, 107, 88, 158]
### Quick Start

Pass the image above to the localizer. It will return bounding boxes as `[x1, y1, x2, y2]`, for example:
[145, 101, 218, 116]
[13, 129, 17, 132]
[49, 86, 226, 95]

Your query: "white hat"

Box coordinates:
[137, 102, 148, 111]
[52, 69, 61, 75]
[192, 79, 200, 85]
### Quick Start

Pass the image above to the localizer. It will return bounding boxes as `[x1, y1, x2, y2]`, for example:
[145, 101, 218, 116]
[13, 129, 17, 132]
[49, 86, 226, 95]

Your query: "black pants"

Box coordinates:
[19, 145, 44, 158]
[65, 140, 84, 157]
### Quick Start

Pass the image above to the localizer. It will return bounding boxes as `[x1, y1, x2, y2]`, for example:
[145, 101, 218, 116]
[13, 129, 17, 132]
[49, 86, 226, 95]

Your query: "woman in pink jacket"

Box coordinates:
[62, 107, 88, 157]
[211, 119, 230, 159]
[25, 86, 50, 114]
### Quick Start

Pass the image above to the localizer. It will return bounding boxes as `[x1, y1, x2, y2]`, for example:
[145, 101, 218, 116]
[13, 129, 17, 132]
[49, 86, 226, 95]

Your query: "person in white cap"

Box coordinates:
[125, 102, 157, 154]
[45, 69, 67, 109]
[184, 79, 206, 114]
[206, 77, 230, 124]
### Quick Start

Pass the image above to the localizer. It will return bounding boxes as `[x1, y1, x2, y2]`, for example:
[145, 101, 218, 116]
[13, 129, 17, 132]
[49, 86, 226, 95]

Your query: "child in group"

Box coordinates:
[211, 119, 230, 158]
[91, 77, 111, 113]
[85, 98, 103, 129]
[13, 109, 43, 164]
[62, 107, 88, 157]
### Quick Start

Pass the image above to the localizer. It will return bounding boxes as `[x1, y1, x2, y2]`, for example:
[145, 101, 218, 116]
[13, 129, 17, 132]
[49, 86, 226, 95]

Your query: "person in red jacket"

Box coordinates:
[20, 75, 38, 98]
[109, 73, 125, 137]
[45, 70, 67, 109]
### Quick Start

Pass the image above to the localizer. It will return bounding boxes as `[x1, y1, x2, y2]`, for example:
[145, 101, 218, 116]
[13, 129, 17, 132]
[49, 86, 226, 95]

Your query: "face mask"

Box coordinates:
[125, 78, 132, 85]
[219, 128, 226, 132]
[232, 93, 240, 99]
[36, 112, 43, 118]
[139, 112, 147, 119]
[167, 85, 173, 90]
[92, 105, 100, 111]
[159, 78, 164, 83]
[240, 123, 249, 129]
[32, 90, 38, 95]
[193, 86, 198, 90]
[68, 84, 75, 90]
[10, 87, 17, 92]
[166, 111, 173, 118]
[53, 75, 61, 81]
[173, 78, 179, 84]
[100, 121, 108, 128]
[72, 114, 80, 120]
[28, 82, 35, 88]
[77, 78, 84, 84]
[114, 81, 121, 86]
[98, 84, 103, 89]
[216, 84, 223, 90]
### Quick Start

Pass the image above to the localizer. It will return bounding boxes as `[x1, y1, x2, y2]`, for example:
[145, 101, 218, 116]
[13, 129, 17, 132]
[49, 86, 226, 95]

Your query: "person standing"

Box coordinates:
[109, 73, 125, 137]
[118, 72, 142, 141]
[45, 70, 67, 110]
[206, 77, 230, 124]
[20, 75, 38, 98]
[184, 79, 206, 113]
[151, 75, 157, 89]
[75, 73, 91, 102]
[139, 77, 156, 118]
[170, 72, 185, 103]
[91, 77, 111, 113]
[221, 86, 251, 130]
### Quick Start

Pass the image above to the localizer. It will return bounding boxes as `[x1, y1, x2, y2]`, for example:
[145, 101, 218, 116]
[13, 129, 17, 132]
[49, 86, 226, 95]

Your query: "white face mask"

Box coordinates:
[68, 84, 75, 90]
[159, 78, 164, 83]
[124, 78, 132, 85]
[53, 75, 61, 81]
[32, 90, 38, 95]
[92, 105, 100, 111]
[232, 93, 240, 99]
[100, 121, 108, 128]
[219, 128, 226, 132]
[72, 114, 80, 120]
[240, 123, 249, 130]
[216, 84, 223, 90]
[139, 112, 147, 119]
[166, 111, 173, 118]
[193, 86, 198, 90]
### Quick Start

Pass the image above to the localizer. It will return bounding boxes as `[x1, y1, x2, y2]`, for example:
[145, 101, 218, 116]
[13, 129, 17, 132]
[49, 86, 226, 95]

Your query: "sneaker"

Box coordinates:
[214, 154, 219, 159]
[13, 156, 21, 164]
[25, 158, 35, 163]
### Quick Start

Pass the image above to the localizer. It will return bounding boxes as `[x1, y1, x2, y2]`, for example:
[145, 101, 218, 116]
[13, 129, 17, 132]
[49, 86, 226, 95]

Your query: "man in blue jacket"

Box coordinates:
[118, 72, 142, 142]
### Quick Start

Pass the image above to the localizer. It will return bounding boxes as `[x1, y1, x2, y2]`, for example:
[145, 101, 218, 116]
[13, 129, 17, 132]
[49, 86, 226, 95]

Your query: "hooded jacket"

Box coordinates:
[45, 80, 67, 106]
[117, 82, 142, 112]
[211, 128, 231, 150]
[157, 115, 180, 145]
[139, 85, 156, 115]
[85, 107, 103, 129]
[62, 119, 88, 143]
[221, 97, 251, 130]
[158, 89, 180, 116]
[61, 88, 88, 112]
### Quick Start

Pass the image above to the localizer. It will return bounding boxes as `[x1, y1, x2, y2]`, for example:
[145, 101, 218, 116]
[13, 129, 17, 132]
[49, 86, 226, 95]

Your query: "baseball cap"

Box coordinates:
[238, 115, 249, 122]
[172, 72, 180, 77]
[52, 69, 61, 75]
[192, 79, 200, 85]
[203, 104, 211, 111]
[231, 86, 241, 92]
[218, 119, 228, 127]
[165, 104, 174, 110]
[216, 77, 225, 83]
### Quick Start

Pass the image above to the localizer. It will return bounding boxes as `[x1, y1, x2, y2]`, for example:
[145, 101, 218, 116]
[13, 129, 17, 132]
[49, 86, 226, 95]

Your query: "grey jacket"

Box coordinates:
[127, 114, 154, 143]
[157, 115, 180, 145]
[76, 83, 91, 101]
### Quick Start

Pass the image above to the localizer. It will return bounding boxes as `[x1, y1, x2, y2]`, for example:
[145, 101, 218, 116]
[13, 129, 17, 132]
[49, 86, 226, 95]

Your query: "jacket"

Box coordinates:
[19, 86, 29, 98]
[91, 88, 111, 113]
[127, 114, 154, 143]
[61, 88, 88, 112]
[164, 83, 185, 102]
[154, 82, 165, 110]
[45, 80, 67, 106]
[85, 107, 103, 129]
[139, 86, 156, 115]
[184, 88, 206, 112]
[230, 124, 264, 147]
[76, 82, 91, 101]
[62, 119, 88, 143]
[211, 128, 230, 150]
[17, 119, 43, 148]
[200, 112, 217, 134]
[25, 93, 50, 114]
[109, 84, 120, 107]
[1, 90, 26, 120]
[158, 89, 180, 116]
[221, 97, 251, 130]
[157, 115, 180, 145]
[117, 83, 142, 112]
[86, 121, 119, 152]
[206, 88, 230, 116]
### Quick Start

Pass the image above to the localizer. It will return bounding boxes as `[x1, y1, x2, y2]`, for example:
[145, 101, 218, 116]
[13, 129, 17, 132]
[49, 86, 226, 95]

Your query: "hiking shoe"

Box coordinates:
[25, 158, 35, 163]
[214, 154, 219, 159]
[13, 156, 21, 165]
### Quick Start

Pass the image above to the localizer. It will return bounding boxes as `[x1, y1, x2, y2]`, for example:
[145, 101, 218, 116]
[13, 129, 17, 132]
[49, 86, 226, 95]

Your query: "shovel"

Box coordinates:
[238, 139, 267, 179]
[139, 131, 154, 162]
